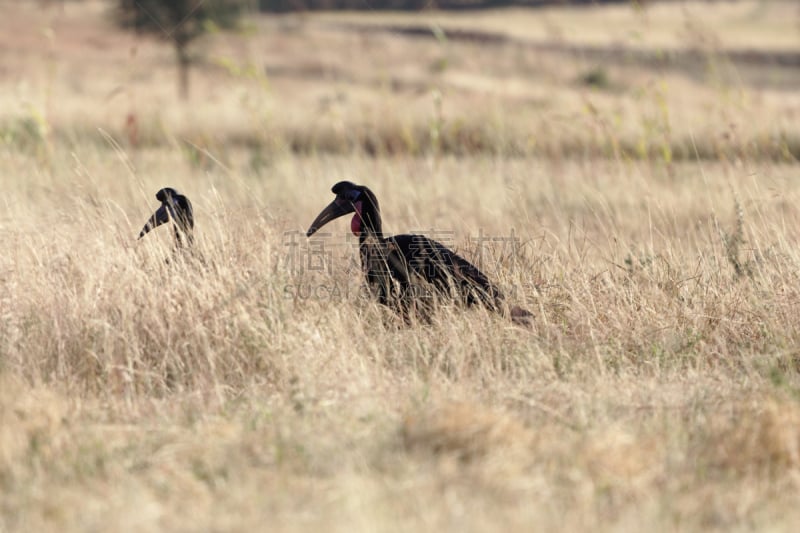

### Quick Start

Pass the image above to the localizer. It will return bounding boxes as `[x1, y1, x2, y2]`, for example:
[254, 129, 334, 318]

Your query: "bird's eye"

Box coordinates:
[346, 190, 360, 202]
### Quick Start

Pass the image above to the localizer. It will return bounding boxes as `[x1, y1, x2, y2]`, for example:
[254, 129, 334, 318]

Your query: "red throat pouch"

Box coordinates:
[351, 201, 363, 235]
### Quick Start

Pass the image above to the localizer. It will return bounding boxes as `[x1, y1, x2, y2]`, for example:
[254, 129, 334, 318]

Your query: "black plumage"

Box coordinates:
[306, 181, 532, 323]
[138, 187, 194, 248]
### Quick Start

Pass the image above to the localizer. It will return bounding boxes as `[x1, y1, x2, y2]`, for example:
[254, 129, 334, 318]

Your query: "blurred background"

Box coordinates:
[2, 0, 798, 166]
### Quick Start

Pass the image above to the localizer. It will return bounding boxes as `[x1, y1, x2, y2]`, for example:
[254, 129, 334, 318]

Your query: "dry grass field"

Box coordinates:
[2, 0, 800, 531]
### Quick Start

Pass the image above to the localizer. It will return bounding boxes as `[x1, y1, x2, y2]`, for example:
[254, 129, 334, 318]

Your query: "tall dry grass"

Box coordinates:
[2, 1, 800, 531]
[4, 148, 800, 531]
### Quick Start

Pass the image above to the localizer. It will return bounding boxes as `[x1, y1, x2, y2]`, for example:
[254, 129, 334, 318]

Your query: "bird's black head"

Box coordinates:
[155, 187, 181, 205]
[306, 181, 381, 239]
[139, 187, 194, 246]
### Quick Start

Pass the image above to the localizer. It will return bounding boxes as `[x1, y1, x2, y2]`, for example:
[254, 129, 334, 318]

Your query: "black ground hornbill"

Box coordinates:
[138, 187, 194, 248]
[306, 181, 532, 324]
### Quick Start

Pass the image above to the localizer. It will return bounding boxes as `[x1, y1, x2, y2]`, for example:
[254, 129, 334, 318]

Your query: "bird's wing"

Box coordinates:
[389, 234, 504, 309]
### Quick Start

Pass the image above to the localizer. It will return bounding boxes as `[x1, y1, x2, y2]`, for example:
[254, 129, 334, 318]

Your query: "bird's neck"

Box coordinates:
[173, 226, 193, 248]
[357, 204, 383, 242]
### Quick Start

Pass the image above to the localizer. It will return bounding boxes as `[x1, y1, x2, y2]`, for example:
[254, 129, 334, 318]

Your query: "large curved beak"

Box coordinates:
[138, 204, 172, 239]
[306, 198, 354, 237]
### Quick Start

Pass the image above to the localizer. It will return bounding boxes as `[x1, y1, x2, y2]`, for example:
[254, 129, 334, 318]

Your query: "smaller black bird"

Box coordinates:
[138, 187, 194, 248]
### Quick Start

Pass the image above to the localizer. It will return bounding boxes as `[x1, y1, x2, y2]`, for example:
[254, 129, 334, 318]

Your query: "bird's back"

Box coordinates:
[384, 234, 504, 311]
